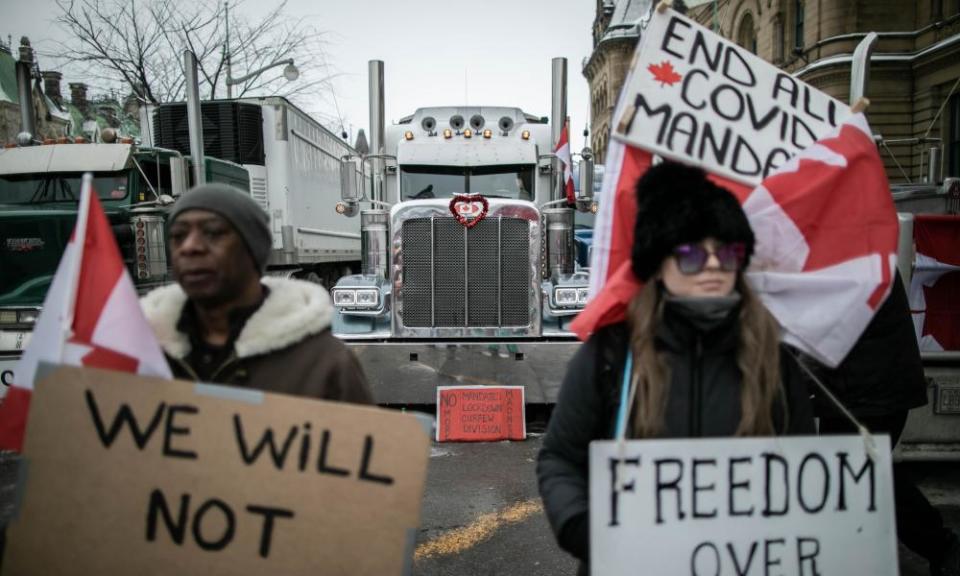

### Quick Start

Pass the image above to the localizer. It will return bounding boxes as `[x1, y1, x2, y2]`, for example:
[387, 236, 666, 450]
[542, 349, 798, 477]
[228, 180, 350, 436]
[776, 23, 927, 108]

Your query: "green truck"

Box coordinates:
[0, 140, 249, 392]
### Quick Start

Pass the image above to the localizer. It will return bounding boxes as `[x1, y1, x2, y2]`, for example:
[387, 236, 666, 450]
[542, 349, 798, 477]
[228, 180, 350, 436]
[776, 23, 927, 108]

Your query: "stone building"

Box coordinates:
[585, 0, 960, 184]
[0, 38, 72, 143]
[583, 0, 652, 163]
[0, 37, 141, 144]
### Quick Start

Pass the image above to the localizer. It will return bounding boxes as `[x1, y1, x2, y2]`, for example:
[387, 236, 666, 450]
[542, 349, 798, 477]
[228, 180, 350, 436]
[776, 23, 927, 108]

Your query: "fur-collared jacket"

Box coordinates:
[141, 277, 373, 404]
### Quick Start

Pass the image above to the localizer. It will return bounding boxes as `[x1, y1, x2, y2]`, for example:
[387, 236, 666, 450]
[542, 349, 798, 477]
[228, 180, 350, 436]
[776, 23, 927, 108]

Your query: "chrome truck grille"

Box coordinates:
[401, 217, 531, 329]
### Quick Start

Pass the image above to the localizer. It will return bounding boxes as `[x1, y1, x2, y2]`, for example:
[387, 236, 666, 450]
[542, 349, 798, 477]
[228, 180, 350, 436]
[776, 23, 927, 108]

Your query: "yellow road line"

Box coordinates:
[415, 499, 544, 560]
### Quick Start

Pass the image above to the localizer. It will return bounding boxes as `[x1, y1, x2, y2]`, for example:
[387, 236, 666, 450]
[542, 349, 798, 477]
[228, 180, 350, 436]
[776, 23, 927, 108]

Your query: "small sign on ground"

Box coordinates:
[436, 385, 525, 442]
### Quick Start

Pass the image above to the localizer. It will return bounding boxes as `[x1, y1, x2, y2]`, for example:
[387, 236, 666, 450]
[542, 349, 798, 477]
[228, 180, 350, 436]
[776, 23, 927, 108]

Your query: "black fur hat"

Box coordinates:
[631, 162, 755, 281]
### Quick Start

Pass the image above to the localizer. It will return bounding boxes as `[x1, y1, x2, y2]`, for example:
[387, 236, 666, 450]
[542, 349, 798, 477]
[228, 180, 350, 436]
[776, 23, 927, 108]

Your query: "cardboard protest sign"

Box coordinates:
[615, 8, 850, 186]
[590, 436, 897, 575]
[3, 366, 429, 576]
[436, 385, 525, 442]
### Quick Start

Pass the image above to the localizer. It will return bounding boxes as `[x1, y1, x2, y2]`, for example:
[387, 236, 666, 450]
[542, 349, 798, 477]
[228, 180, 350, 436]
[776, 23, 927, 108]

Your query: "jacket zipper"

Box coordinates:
[169, 353, 239, 383]
[692, 337, 703, 436]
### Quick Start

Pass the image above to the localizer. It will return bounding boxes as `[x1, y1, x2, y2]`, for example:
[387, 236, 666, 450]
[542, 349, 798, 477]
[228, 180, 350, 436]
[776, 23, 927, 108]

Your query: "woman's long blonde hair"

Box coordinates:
[626, 275, 784, 437]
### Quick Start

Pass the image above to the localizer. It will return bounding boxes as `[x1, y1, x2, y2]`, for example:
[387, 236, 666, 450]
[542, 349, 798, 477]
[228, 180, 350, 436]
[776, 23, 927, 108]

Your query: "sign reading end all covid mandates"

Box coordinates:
[589, 436, 897, 576]
[615, 8, 851, 187]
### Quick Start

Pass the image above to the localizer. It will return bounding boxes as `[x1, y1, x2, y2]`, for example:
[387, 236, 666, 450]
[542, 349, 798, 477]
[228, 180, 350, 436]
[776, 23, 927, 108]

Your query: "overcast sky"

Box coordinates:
[3, 0, 597, 150]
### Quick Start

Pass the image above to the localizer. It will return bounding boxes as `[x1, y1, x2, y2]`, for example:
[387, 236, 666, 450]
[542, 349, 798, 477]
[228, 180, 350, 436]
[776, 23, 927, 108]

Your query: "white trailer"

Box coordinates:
[151, 97, 364, 285]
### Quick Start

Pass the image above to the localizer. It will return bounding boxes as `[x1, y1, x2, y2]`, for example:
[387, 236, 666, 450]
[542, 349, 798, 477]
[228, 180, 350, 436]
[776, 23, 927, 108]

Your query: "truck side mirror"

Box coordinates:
[340, 158, 362, 202]
[577, 151, 594, 201]
[169, 156, 189, 197]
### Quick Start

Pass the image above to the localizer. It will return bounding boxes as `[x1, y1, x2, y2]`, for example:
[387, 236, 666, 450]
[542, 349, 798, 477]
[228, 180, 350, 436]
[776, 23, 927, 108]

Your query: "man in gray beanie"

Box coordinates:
[140, 183, 373, 404]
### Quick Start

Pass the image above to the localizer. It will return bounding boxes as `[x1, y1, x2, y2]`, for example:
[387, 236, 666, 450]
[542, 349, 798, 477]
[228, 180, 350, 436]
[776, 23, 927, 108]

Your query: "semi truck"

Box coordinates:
[329, 59, 597, 404]
[0, 92, 362, 396]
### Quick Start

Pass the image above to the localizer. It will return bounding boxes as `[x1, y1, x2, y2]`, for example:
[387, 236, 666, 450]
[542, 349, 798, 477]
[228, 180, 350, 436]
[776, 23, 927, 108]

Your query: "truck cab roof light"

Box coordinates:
[463, 129, 472, 139]
[521, 130, 530, 140]
[443, 129, 453, 139]
[483, 129, 492, 139]
[3, 143, 15, 149]
[56, 136, 70, 144]
[74, 136, 87, 144]
[119, 137, 135, 144]
[42, 138, 56, 145]
[404, 131, 414, 141]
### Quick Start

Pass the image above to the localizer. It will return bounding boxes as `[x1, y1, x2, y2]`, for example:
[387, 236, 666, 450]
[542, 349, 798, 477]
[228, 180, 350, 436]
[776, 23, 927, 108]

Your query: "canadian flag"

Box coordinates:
[574, 113, 899, 368]
[0, 174, 172, 451]
[555, 119, 576, 205]
[909, 214, 960, 351]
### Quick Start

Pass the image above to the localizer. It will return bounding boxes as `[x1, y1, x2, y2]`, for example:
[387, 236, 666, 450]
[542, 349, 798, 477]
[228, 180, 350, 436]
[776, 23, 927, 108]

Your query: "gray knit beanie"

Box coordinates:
[168, 183, 272, 273]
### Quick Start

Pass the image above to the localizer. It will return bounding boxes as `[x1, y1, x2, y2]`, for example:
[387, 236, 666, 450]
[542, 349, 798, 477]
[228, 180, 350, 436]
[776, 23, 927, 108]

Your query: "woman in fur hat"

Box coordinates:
[536, 162, 815, 575]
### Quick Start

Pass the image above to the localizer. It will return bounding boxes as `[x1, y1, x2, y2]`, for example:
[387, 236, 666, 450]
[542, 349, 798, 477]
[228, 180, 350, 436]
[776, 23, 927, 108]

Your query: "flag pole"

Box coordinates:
[58, 173, 93, 359]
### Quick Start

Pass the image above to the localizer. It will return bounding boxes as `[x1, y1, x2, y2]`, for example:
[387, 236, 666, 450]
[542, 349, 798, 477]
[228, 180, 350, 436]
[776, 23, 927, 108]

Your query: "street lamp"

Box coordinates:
[223, 1, 300, 99]
[225, 58, 300, 98]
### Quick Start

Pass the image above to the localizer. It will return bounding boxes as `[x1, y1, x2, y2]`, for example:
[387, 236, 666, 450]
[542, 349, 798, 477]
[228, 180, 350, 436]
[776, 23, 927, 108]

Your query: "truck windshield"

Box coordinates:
[401, 165, 534, 202]
[0, 172, 129, 204]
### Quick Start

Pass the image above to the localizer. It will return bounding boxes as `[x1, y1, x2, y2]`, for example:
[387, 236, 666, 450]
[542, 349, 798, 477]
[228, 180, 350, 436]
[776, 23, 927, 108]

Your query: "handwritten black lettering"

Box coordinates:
[655, 458, 685, 524]
[163, 404, 199, 460]
[86, 389, 165, 450]
[358, 435, 394, 485]
[728, 456, 755, 516]
[691, 458, 718, 519]
[690, 541, 721, 576]
[762, 452, 789, 517]
[797, 536, 823, 576]
[608, 456, 641, 527]
[192, 498, 236, 551]
[146, 488, 189, 545]
[797, 453, 830, 513]
[233, 415, 298, 469]
[246, 505, 295, 558]
[837, 451, 876, 512]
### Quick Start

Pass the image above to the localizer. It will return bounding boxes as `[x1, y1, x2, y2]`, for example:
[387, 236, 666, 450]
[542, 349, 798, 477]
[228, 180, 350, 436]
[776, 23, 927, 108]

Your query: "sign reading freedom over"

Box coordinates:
[615, 8, 851, 186]
[4, 366, 430, 576]
[589, 436, 897, 576]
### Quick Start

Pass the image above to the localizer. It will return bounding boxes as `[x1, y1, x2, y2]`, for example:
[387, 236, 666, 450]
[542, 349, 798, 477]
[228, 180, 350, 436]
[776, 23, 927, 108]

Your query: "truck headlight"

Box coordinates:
[18, 310, 39, 324]
[577, 288, 590, 305]
[356, 289, 379, 307]
[333, 288, 380, 309]
[333, 289, 357, 306]
[554, 287, 579, 307]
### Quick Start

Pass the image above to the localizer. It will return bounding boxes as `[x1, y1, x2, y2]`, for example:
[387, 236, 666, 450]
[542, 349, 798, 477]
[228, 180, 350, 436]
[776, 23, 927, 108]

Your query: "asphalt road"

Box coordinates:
[1, 439, 958, 575]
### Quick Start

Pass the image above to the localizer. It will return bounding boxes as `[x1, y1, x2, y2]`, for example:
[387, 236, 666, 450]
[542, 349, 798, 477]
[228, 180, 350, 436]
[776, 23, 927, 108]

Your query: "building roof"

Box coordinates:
[601, 0, 652, 42]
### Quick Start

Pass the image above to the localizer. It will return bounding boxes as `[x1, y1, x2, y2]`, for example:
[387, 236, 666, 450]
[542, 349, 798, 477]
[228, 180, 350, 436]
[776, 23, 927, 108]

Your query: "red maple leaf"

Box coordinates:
[648, 60, 682, 87]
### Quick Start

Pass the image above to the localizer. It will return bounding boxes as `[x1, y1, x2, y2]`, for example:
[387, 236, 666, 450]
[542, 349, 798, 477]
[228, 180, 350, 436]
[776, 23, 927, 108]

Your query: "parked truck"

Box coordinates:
[0, 88, 361, 395]
[0, 138, 248, 394]
[329, 59, 597, 404]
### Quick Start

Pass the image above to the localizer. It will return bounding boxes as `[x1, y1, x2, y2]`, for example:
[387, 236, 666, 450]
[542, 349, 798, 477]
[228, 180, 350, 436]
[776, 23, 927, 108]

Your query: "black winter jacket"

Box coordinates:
[536, 308, 815, 571]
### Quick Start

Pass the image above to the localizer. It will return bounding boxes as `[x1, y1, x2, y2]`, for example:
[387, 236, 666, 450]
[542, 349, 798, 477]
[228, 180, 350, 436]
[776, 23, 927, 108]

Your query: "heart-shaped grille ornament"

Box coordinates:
[449, 194, 489, 228]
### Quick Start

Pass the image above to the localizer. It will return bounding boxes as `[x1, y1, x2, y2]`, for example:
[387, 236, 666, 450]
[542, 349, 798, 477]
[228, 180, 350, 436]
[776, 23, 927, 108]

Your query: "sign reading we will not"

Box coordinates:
[590, 436, 897, 576]
[4, 366, 429, 576]
[616, 8, 851, 186]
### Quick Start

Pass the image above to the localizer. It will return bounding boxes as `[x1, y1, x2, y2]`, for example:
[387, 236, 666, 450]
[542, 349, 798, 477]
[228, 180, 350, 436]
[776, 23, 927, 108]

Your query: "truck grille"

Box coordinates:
[401, 217, 530, 328]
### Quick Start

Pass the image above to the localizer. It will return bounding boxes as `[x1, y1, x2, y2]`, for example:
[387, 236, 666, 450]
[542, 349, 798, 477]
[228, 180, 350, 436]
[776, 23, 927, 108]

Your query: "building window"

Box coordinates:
[794, 0, 805, 51]
[737, 13, 757, 54]
[949, 94, 960, 177]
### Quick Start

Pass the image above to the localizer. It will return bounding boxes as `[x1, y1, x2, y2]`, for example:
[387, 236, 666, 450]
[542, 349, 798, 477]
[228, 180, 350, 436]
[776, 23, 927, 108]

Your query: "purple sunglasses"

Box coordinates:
[672, 242, 747, 275]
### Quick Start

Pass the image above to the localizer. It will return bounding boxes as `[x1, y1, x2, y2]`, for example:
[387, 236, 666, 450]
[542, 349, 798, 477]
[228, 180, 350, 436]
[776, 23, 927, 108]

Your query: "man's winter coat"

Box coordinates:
[141, 277, 373, 404]
[536, 308, 815, 572]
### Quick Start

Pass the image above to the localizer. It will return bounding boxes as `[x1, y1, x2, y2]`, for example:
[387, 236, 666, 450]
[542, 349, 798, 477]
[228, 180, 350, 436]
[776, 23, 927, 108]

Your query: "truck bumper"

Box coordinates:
[896, 360, 960, 462]
[344, 340, 581, 405]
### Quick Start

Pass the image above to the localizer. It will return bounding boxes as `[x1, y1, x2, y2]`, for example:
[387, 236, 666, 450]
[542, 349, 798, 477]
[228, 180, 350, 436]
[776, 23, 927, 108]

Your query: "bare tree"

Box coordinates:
[49, 0, 342, 124]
